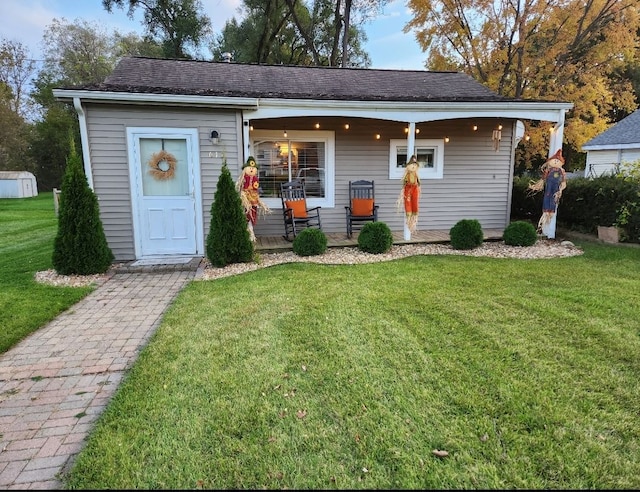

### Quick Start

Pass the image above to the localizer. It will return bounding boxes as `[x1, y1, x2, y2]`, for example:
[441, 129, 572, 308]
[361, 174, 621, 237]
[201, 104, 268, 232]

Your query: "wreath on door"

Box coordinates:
[148, 150, 177, 180]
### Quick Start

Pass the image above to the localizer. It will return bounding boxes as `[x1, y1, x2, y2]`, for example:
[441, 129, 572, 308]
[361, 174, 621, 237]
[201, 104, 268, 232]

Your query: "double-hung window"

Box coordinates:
[251, 130, 335, 208]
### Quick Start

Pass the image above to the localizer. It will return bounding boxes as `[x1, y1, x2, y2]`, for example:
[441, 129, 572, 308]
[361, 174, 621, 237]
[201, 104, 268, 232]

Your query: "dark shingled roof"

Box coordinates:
[583, 109, 640, 147]
[80, 56, 513, 103]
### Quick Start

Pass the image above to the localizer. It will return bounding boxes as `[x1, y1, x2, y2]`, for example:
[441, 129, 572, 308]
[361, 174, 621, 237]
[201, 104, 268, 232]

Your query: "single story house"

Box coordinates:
[582, 108, 640, 178]
[0, 171, 38, 198]
[53, 56, 572, 261]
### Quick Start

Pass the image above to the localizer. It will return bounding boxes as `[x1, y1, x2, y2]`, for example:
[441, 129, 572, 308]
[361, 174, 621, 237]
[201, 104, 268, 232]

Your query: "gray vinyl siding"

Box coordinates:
[84, 104, 241, 261]
[252, 117, 514, 237]
[84, 106, 514, 258]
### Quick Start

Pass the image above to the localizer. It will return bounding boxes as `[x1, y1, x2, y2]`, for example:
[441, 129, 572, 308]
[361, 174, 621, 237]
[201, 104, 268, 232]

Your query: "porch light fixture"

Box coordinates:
[473, 124, 478, 131]
[444, 136, 450, 143]
[375, 133, 381, 140]
[209, 130, 219, 145]
[283, 130, 288, 138]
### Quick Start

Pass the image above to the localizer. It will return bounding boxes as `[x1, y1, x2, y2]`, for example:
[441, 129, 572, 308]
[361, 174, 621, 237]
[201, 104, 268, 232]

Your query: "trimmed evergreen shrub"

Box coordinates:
[292, 228, 327, 256]
[503, 220, 538, 246]
[206, 163, 254, 267]
[52, 139, 114, 275]
[449, 219, 484, 250]
[357, 221, 393, 254]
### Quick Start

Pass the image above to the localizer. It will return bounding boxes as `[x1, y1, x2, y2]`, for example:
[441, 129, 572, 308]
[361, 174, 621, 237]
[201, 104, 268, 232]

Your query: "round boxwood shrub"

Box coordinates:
[503, 220, 538, 246]
[292, 228, 327, 256]
[357, 221, 393, 254]
[449, 219, 484, 250]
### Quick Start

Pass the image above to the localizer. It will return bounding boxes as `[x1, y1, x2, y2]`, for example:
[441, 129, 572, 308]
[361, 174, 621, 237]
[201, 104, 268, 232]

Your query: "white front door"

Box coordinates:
[128, 128, 203, 258]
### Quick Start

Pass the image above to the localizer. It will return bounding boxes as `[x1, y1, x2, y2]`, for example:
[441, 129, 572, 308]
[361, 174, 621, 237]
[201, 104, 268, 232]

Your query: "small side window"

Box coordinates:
[389, 139, 444, 179]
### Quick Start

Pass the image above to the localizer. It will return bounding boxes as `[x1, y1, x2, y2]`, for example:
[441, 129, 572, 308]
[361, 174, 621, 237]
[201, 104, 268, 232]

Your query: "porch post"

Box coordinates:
[404, 122, 417, 240]
[542, 111, 566, 239]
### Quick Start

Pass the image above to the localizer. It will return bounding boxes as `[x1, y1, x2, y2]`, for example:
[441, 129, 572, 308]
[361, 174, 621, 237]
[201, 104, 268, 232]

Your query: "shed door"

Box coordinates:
[128, 129, 201, 258]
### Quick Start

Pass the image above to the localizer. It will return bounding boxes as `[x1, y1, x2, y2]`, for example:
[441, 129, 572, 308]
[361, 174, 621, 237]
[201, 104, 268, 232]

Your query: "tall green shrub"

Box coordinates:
[206, 163, 254, 267]
[52, 139, 114, 275]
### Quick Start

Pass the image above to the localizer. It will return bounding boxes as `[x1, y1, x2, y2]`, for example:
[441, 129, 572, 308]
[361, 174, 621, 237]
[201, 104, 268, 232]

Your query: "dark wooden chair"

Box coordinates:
[345, 180, 378, 238]
[280, 179, 322, 241]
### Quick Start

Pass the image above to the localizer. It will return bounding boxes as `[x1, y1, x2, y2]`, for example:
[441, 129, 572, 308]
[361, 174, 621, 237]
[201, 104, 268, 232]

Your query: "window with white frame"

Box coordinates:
[389, 139, 444, 179]
[251, 130, 335, 208]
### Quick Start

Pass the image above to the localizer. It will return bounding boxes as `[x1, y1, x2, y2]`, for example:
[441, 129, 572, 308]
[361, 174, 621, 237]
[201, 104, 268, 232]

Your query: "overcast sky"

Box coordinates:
[1, 0, 428, 71]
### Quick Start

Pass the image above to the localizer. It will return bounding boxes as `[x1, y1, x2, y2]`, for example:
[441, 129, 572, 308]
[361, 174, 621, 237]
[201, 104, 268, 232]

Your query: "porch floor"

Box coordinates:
[255, 228, 505, 252]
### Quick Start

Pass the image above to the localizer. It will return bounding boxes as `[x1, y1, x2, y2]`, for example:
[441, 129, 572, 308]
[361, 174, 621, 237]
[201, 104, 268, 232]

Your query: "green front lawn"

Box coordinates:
[64, 242, 640, 489]
[0, 193, 94, 353]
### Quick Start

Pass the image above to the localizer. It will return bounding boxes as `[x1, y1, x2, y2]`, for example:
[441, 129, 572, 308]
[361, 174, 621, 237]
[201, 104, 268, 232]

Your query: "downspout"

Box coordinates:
[543, 110, 567, 239]
[73, 97, 94, 190]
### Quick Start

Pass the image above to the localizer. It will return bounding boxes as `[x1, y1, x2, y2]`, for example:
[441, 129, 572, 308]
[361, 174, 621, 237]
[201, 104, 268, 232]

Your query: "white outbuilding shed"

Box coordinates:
[0, 171, 38, 198]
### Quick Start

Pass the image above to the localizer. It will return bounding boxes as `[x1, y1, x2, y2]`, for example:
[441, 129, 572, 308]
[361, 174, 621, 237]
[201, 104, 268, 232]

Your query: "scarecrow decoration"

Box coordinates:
[528, 149, 567, 236]
[396, 155, 421, 236]
[236, 156, 270, 241]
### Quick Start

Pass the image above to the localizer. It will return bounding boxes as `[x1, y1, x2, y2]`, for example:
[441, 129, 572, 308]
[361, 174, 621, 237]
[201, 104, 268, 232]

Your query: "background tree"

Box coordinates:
[210, 0, 378, 67]
[102, 0, 212, 59]
[28, 18, 158, 190]
[0, 83, 32, 173]
[52, 136, 113, 275]
[0, 40, 38, 119]
[405, 0, 640, 171]
[206, 163, 254, 268]
[0, 40, 37, 174]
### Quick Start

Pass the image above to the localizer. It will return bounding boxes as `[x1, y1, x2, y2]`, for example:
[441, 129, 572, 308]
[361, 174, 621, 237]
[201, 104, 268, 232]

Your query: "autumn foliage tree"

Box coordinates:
[405, 0, 640, 169]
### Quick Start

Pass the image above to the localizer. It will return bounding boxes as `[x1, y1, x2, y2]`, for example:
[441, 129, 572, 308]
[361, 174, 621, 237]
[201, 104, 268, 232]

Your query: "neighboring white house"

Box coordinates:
[582, 109, 640, 178]
[0, 171, 38, 198]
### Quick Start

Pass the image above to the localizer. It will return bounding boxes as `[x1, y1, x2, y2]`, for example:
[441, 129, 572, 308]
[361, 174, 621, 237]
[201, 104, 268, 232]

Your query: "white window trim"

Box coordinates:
[251, 130, 335, 209]
[389, 139, 444, 180]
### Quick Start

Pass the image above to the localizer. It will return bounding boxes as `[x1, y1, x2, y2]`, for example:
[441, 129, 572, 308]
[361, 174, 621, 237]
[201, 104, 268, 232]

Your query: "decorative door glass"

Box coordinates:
[140, 138, 190, 196]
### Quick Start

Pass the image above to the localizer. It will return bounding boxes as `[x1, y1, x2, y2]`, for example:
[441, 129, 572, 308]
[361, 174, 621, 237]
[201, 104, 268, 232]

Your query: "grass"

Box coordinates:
[0, 193, 94, 353]
[3, 193, 639, 488]
[63, 241, 640, 489]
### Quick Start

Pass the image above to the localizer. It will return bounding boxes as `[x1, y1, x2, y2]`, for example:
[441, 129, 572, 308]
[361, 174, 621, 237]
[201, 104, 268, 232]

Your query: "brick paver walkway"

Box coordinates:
[0, 271, 195, 489]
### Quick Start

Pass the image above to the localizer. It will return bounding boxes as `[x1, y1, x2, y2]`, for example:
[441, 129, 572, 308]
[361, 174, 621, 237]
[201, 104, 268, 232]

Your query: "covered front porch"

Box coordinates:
[254, 228, 505, 252]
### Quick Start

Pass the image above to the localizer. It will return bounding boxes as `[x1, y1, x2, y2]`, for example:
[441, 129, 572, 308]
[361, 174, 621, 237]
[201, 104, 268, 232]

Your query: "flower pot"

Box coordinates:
[597, 226, 619, 244]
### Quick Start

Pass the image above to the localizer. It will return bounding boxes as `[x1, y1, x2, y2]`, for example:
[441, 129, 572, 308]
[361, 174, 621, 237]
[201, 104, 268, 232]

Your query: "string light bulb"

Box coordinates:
[315, 123, 320, 129]
[283, 130, 287, 138]
[444, 136, 450, 143]
[473, 125, 478, 131]
[344, 123, 350, 130]
[375, 134, 381, 140]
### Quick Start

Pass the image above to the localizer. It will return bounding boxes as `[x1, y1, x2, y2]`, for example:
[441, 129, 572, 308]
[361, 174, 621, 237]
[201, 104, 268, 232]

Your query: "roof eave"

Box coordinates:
[582, 143, 640, 151]
[52, 88, 572, 122]
[52, 88, 260, 110]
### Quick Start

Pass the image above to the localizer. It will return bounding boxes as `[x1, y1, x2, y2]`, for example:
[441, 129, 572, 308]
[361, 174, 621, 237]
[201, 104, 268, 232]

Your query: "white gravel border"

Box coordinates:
[198, 239, 583, 281]
[34, 239, 583, 287]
